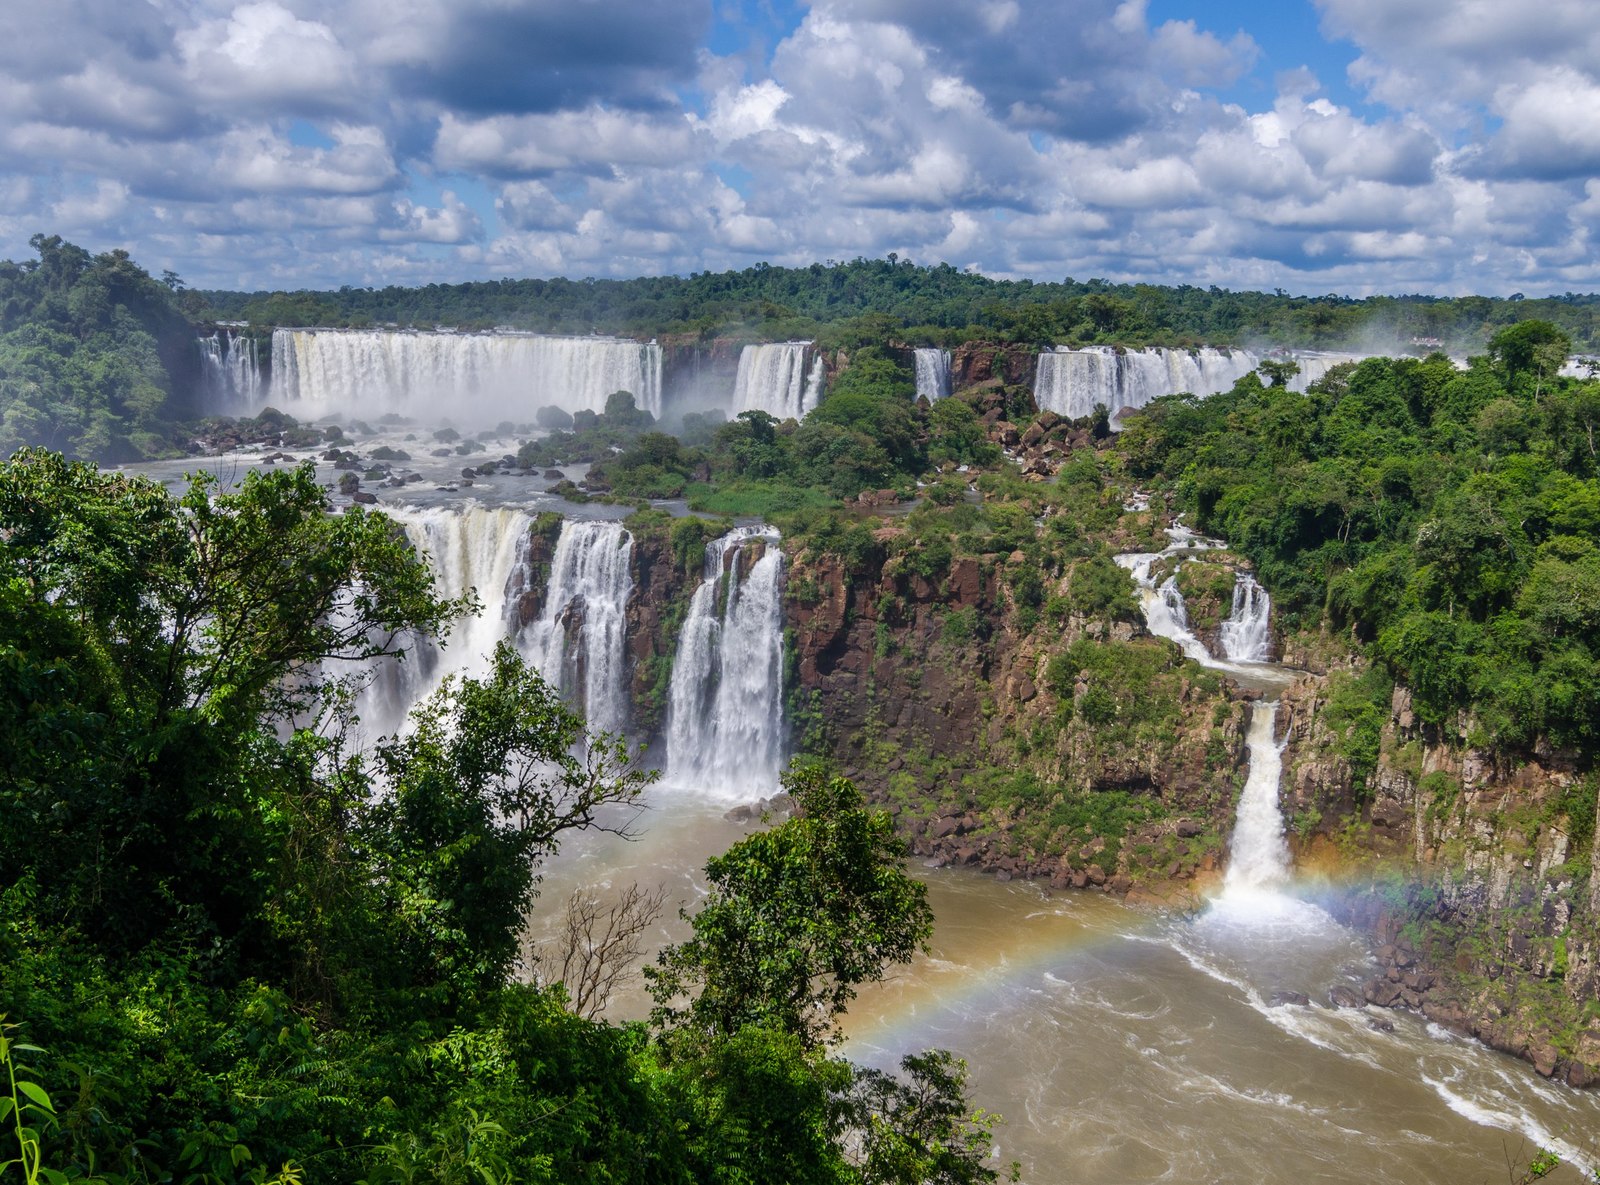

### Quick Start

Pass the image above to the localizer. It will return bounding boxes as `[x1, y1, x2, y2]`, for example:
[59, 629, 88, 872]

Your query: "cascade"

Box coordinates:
[1033, 347, 1368, 429]
[805, 354, 826, 413]
[665, 526, 786, 798]
[198, 330, 263, 412]
[1219, 573, 1272, 663]
[267, 329, 662, 422]
[1115, 551, 1213, 667]
[351, 505, 532, 737]
[1119, 527, 1297, 909]
[519, 520, 635, 736]
[732, 343, 817, 419]
[1219, 700, 1292, 896]
[914, 347, 952, 402]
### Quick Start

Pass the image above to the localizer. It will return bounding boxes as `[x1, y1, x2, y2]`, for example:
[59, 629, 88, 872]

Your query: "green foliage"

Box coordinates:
[1120, 352, 1600, 754]
[0, 237, 196, 462]
[1321, 668, 1393, 801]
[1, 447, 1003, 1185]
[647, 766, 933, 1049]
[194, 259, 1600, 357]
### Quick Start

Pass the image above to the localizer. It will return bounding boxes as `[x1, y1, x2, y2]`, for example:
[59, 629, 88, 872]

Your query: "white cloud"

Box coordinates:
[178, 3, 358, 109]
[0, 0, 1593, 295]
[434, 109, 701, 176]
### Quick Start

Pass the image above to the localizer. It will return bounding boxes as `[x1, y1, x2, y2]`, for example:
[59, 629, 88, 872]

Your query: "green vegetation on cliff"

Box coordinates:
[1119, 325, 1600, 754]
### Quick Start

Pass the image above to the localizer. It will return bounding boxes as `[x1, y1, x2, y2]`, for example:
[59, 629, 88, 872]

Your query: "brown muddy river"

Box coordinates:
[530, 795, 1600, 1185]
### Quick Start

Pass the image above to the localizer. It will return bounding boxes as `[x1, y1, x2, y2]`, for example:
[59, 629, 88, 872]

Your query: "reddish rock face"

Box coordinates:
[950, 342, 1037, 388]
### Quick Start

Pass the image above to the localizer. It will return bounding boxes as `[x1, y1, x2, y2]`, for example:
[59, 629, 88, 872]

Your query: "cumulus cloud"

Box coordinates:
[0, 0, 1595, 294]
[177, 3, 358, 111]
[355, 0, 711, 114]
[434, 109, 702, 176]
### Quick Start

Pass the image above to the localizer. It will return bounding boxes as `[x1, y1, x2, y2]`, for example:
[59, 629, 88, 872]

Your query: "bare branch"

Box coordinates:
[555, 882, 669, 1020]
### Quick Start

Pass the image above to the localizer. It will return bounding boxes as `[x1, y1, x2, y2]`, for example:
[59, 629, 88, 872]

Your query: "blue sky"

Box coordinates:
[2, 0, 1598, 294]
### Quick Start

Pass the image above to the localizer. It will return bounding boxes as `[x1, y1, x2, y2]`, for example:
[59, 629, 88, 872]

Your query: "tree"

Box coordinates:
[647, 765, 933, 1048]
[1257, 358, 1301, 388]
[368, 642, 656, 998]
[1489, 319, 1570, 393]
[0, 451, 458, 953]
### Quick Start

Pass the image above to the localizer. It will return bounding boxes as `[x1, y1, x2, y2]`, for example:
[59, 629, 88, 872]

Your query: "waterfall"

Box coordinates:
[1220, 574, 1272, 663]
[520, 521, 635, 736]
[1032, 347, 1369, 429]
[1220, 701, 1291, 896]
[805, 354, 826, 415]
[733, 343, 816, 419]
[351, 505, 533, 737]
[198, 330, 263, 412]
[268, 329, 662, 422]
[1119, 528, 1299, 915]
[665, 526, 786, 799]
[914, 347, 952, 402]
[1115, 552, 1214, 667]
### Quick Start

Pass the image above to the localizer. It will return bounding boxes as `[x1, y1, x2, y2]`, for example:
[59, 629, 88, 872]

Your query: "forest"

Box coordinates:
[0, 451, 1007, 1185]
[198, 256, 1600, 352]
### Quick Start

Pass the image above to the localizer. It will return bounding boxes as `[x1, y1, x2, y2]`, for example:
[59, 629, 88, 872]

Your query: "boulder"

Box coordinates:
[1327, 985, 1363, 1009]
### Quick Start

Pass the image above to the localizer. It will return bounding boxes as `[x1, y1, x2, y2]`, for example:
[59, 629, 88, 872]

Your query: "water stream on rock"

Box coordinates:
[520, 520, 635, 737]
[732, 342, 822, 419]
[664, 525, 786, 800]
[1220, 573, 1273, 663]
[914, 347, 952, 402]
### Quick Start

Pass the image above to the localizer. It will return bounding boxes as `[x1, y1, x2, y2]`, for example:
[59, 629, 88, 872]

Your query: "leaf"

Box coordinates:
[17, 1080, 53, 1112]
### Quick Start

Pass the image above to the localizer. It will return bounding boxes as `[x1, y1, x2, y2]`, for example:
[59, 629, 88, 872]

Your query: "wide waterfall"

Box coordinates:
[520, 520, 635, 736]
[198, 330, 263, 411]
[1034, 347, 1259, 424]
[268, 329, 663, 422]
[665, 526, 786, 798]
[1219, 574, 1272, 663]
[352, 505, 532, 737]
[732, 343, 822, 419]
[1034, 347, 1367, 427]
[914, 347, 951, 402]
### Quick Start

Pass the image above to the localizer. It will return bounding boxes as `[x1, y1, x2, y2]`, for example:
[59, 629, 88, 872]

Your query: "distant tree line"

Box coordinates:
[196, 255, 1600, 353]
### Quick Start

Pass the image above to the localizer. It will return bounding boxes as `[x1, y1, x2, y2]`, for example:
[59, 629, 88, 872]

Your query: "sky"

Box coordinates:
[3, 0, 1599, 295]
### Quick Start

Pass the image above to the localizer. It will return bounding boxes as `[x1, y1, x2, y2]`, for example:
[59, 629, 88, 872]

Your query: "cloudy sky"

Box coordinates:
[4, 0, 1598, 294]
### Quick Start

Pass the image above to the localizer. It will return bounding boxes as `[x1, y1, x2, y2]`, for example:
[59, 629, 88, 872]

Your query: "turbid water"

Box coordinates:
[528, 795, 1600, 1185]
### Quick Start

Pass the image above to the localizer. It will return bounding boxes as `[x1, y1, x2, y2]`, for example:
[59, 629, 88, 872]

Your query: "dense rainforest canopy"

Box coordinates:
[198, 255, 1600, 352]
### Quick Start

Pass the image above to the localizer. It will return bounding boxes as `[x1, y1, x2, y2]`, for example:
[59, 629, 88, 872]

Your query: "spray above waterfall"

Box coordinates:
[665, 526, 786, 800]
